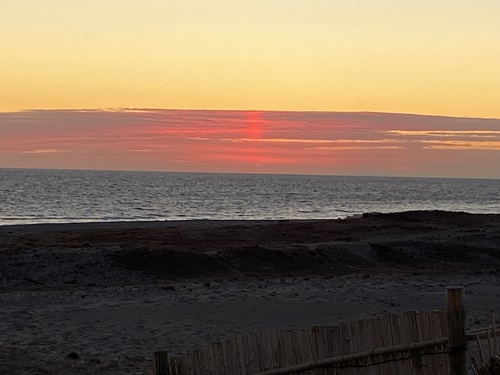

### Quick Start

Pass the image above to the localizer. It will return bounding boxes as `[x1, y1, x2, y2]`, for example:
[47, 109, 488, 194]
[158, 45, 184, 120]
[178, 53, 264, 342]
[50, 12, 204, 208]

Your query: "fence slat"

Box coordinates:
[269, 330, 280, 371]
[313, 325, 330, 375]
[265, 331, 276, 372]
[433, 310, 448, 371]
[226, 337, 241, 375]
[274, 330, 285, 371]
[236, 335, 249, 374]
[391, 312, 411, 374]
[189, 350, 201, 375]
[381, 314, 396, 375]
[256, 331, 268, 372]
[197, 346, 208, 375]
[425, 311, 436, 374]
[373, 316, 388, 375]
[207, 342, 218, 374]
[349, 320, 364, 375]
[153, 351, 170, 375]
[220, 339, 232, 374]
[413, 311, 426, 373]
[337, 322, 351, 375]
[302, 329, 315, 375]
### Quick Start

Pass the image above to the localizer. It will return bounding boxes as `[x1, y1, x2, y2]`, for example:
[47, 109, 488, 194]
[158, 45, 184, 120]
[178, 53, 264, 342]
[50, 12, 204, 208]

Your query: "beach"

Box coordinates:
[1, 210, 500, 374]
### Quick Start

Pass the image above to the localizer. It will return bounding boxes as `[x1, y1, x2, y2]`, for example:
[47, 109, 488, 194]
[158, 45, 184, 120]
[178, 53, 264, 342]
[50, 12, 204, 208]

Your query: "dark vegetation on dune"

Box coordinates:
[108, 211, 500, 280]
[1, 211, 500, 289]
[111, 244, 373, 280]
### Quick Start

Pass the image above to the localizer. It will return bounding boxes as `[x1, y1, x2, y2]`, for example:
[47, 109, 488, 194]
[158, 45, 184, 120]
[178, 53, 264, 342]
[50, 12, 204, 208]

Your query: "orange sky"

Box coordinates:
[1, 109, 499, 178]
[1, 1, 500, 117]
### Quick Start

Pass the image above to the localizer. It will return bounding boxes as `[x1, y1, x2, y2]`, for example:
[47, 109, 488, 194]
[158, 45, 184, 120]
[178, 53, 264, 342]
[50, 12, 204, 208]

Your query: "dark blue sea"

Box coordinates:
[1, 169, 499, 225]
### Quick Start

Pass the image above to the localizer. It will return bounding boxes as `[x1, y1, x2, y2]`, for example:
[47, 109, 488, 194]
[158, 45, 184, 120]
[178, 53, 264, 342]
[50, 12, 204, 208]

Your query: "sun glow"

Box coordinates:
[244, 111, 264, 139]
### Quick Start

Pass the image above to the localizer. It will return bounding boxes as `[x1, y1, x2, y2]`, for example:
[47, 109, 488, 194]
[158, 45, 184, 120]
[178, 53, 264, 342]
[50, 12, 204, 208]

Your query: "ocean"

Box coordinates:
[1, 168, 499, 225]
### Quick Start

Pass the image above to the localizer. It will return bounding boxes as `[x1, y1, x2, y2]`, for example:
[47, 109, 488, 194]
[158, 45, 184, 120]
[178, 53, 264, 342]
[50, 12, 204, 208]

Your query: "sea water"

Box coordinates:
[1, 168, 499, 225]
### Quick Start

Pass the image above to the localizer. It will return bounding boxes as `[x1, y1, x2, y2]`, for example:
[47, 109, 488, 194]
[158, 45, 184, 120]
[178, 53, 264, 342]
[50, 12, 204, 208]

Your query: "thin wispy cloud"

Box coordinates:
[199, 138, 405, 144]
[311, 146, 404, 151]
[420, 140, 500, 151]
[388, 130, 500, 138]
[20, 149, 66, 154]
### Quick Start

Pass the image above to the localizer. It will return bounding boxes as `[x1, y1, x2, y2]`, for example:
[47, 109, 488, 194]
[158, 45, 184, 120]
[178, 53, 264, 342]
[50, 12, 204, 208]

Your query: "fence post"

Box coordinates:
[447, 287, 467, 375]
[153, 351, 170, 375]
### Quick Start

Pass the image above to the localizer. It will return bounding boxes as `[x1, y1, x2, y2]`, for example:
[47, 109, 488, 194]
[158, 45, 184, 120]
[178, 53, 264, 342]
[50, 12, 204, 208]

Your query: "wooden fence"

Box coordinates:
[153, 287, 475, 375]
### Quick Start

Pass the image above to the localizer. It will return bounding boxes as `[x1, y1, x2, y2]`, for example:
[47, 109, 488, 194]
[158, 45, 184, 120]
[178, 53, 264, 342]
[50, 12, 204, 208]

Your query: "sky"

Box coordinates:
[1, 1, 500, 177]
[1, 109, 500, 178]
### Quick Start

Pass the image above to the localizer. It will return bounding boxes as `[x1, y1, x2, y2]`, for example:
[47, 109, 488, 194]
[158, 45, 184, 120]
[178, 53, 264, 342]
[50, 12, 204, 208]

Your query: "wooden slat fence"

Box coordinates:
[467, 325, 500, 374]
[159, 309, 450, 375]
[153, 287, 480, 374]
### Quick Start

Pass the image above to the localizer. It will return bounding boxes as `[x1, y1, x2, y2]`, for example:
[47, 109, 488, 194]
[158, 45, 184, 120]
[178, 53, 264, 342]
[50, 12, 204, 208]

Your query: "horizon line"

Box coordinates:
[1, 166, 498, 182]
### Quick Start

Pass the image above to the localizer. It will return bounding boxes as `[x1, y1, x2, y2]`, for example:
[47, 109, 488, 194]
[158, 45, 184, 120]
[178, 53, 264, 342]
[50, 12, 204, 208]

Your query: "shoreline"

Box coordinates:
[2, 205, 499, 230]
[2, 210, 500, 374]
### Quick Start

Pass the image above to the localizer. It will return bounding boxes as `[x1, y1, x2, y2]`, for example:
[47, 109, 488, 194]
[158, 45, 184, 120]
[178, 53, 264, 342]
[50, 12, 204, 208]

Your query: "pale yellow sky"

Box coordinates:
[1, 1, 499, 117]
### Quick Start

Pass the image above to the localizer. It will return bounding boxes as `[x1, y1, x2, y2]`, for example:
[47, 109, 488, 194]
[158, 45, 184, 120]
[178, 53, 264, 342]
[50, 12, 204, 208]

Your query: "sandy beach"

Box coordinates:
[1, 210, 500, 374]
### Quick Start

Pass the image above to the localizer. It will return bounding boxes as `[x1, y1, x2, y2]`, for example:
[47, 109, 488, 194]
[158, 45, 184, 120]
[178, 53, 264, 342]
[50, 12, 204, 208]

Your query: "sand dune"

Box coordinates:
[1, 211, 500, 374]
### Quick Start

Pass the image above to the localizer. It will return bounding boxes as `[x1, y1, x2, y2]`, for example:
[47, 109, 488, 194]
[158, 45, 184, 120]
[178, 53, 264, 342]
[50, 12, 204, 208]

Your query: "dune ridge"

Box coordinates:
[1, 210, 500, 374]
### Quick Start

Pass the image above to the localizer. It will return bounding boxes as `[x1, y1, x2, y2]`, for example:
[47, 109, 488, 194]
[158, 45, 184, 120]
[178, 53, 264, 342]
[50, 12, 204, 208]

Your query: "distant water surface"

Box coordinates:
[1, 169, 499, 225]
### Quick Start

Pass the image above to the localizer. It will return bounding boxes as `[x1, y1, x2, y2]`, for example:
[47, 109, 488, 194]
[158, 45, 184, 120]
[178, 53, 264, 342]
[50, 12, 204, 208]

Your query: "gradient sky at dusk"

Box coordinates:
[1, 2, 499, 178]
[1, 1, 500, 117]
